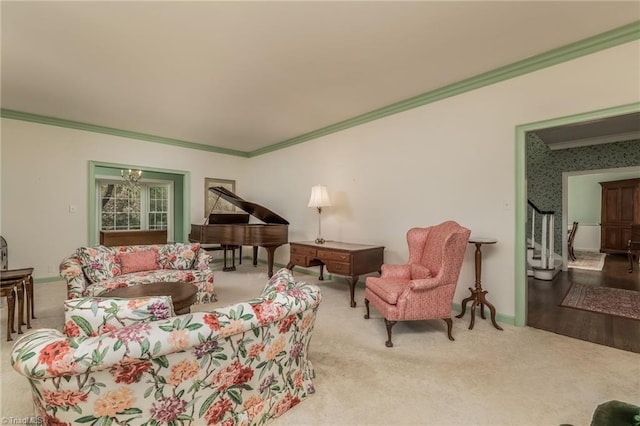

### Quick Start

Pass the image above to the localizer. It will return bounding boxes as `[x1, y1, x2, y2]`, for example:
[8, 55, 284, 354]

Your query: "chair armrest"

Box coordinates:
[60, 254, 89, 299]
[194, 249, 213, 270]
[380, 264, 411, 279]
[408, 277, 443, 291]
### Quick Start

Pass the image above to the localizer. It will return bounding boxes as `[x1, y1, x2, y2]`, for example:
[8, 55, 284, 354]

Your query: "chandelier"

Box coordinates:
[121, 169, 143, 187]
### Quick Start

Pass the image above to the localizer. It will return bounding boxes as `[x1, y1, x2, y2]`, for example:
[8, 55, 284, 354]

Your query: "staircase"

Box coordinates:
[527, 200, 561, 280]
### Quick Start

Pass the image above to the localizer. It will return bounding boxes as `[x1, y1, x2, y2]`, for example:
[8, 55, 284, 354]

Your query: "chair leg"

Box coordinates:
[364, 298, 370, 319]
[443, 318, 454, 341]
[384, 319, 396, 347]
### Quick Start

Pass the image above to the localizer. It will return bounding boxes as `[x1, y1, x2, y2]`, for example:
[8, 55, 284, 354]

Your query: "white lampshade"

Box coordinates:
[308, 185, 331, 208]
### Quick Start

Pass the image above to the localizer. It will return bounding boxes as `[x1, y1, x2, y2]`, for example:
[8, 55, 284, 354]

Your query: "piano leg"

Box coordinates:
[264, 246, 278, 278]
[252, 246, 259, 267]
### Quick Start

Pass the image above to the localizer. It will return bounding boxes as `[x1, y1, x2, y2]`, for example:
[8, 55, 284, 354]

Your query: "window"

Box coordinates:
[97, 179, 173, 239]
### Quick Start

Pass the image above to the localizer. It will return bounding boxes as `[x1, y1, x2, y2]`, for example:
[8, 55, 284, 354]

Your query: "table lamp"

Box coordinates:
[308, 185, 331, 244]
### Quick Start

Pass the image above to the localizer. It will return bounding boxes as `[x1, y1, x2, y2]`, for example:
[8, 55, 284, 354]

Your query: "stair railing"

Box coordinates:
[528, 200, 555, 270]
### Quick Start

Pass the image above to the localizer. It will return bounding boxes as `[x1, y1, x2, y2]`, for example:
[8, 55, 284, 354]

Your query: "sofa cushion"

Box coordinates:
[365, 277, 411, 305]
[118, 249, 159, 274]
[158, 243, 200, 270]
[410, 264, 432, 280]
[63, 296, 174, 338]
[76, 246, 121, 283]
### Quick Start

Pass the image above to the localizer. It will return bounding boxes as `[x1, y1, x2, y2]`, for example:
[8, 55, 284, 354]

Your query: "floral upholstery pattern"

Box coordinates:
[76, 246, 122, 283]
[158, 243, 200, 270]
[64, 296, 175, 338]
[11, 269, 322, 426]
[60, 243, 216, 304]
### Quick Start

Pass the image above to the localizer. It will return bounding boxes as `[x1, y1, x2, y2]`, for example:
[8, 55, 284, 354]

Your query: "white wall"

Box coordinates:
[244, 40, 640, 319]
[0, 120, 248, 276]
[2, 40, 639, 322]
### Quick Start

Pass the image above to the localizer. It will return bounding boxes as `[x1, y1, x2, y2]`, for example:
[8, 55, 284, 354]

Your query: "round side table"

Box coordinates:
[455, 237, 503, 331]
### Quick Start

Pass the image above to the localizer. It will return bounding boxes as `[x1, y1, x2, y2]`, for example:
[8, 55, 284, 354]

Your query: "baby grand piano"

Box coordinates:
[189, 186, 289, 277]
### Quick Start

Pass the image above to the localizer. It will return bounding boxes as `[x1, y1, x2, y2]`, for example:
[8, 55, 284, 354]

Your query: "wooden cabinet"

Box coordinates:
[100, 230, 167, 246]
[600, 178, 640, 254]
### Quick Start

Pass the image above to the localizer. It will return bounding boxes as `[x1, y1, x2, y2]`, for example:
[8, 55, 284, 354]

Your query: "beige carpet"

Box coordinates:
[2, 263, 639, 425]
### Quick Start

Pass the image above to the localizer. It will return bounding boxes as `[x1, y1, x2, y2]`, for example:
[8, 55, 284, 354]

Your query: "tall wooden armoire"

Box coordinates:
[599, 178, 640, 254]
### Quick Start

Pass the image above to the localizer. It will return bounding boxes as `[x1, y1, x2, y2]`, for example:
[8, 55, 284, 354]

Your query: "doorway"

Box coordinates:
[514, 103, 640, 326]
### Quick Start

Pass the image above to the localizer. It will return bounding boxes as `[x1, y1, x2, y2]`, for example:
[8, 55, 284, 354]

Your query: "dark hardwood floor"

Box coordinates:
[527, 253, 640, 353]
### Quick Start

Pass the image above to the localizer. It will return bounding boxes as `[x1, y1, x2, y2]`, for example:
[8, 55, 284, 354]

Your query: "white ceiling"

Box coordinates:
[2, 1, 639, 153]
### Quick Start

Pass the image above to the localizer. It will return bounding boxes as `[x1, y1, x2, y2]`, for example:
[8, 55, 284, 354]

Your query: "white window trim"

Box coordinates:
[95, 176, 174, 243]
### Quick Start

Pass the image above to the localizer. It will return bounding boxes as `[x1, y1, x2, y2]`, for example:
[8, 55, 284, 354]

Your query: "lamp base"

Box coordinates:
[315, 237, 326, 244]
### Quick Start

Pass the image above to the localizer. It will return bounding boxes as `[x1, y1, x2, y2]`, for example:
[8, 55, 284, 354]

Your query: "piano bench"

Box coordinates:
[203, 244, 243, 271]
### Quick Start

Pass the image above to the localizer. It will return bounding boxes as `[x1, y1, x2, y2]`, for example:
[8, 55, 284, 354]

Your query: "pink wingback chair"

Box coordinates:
[364, 221, 471, 347]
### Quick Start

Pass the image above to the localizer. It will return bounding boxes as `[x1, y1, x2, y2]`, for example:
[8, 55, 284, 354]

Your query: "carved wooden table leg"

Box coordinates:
[456, 287, 475, 319]
[477, 290, 502, 330]
[456, 238, 502, 331]
[16, 281, 24, 335]
[345, 275, 359, 308]
[27, 275, 35, 322]
[3, 286, 16, 341]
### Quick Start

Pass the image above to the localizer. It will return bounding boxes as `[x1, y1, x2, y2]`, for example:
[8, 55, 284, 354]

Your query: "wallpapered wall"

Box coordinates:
[526, 136, 640, 254]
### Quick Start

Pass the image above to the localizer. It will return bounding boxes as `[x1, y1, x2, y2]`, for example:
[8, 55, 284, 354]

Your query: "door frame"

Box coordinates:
[514, 101, 640, 326]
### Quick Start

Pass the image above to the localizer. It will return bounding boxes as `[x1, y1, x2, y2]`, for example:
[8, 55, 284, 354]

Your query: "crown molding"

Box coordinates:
[544, 131, 640, 150]
[2, 21, 639, 158]
[249, 20, 640, 157]
[0, 109, 249, 158]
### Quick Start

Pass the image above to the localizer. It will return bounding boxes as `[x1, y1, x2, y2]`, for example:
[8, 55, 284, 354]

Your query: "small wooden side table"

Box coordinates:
[1, 267, 34, 341]
[456, 238, 503, 330]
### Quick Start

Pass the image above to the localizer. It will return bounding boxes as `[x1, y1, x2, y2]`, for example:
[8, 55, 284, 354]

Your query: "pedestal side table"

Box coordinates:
[455, 238, 503, 330]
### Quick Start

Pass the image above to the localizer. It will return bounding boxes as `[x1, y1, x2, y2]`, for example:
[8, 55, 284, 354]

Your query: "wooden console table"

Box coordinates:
[287, 241, 384, 308]
[100, 230, 167, 246]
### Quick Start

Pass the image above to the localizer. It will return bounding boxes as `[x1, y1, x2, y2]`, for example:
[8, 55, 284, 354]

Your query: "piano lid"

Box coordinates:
[208, 186, 289, 225]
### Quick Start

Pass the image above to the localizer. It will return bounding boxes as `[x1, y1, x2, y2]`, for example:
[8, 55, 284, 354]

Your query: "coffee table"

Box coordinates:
[100, 282, 198, 315]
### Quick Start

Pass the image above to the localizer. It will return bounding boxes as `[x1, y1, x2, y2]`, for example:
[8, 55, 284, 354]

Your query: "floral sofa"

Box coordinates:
[11, 268, 323, 425]
[60, 243, 216, 305]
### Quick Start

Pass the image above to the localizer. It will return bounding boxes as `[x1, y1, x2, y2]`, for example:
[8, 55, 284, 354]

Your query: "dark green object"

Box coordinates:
[590, 400, 640, 426]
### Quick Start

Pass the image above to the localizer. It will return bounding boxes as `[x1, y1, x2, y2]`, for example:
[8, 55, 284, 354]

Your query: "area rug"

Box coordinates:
[560, 283, 640, 321]
[568, 251, 606, 271]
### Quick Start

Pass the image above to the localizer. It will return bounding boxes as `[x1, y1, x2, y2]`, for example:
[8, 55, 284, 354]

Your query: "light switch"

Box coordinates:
[69, 204, 77, 213]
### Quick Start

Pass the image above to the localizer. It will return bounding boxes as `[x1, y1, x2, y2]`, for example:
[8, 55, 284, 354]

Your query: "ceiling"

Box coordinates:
[533, 112, 640, 150]
[2, 1, 639, 154]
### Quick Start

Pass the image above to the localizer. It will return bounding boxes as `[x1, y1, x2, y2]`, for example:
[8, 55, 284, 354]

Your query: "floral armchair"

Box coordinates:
[11, 268, 322, 425]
